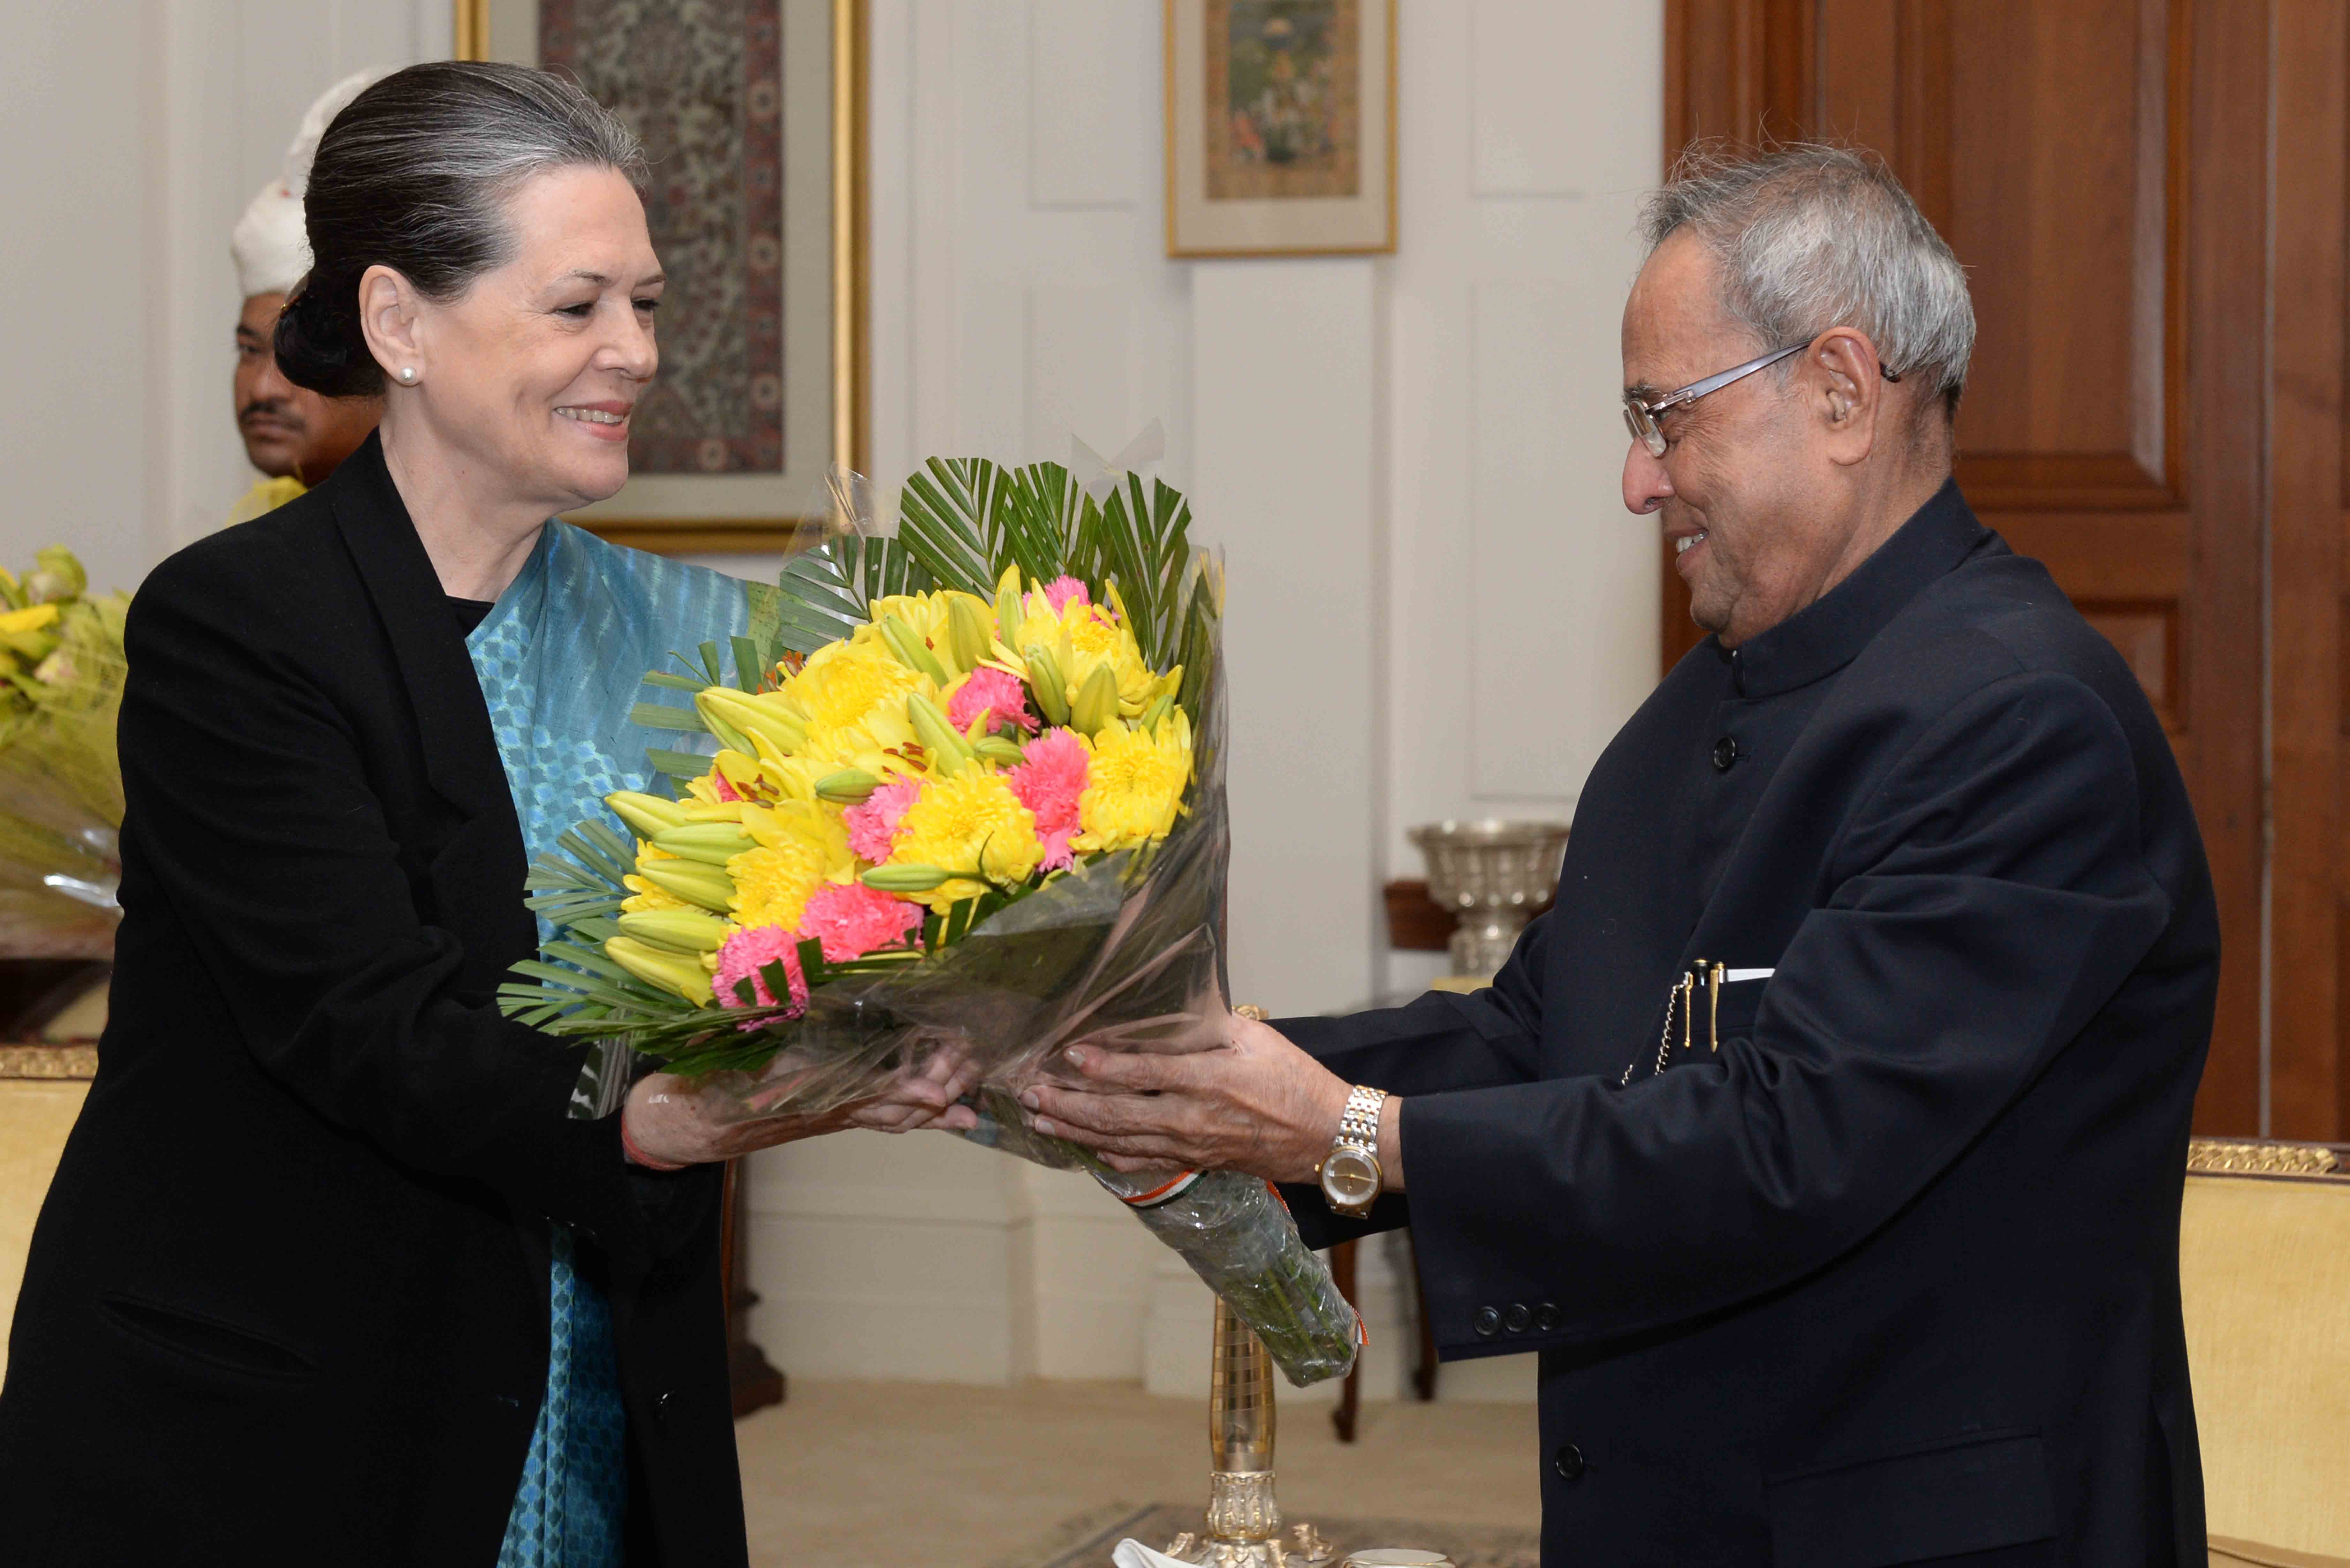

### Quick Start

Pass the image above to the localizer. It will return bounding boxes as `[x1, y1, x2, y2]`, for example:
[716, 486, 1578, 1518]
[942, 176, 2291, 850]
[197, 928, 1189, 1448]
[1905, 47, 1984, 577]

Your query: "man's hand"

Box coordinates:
[1019, 1012, 1353, 1183]
[623, 1046, 980, 1167]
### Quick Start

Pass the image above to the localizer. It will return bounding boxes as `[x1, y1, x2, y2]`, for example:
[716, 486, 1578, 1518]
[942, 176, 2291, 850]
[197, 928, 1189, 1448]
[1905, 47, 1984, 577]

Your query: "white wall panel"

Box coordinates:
[1025, 283, 1131, 457]
[1, 0, 155, 596]
[1028, 0, 1142, 208]
[1007, 1163, 1161, 1381]
[958, 276, 1030, 463]
[1471, 0, 1662, 199]
[747, 1128, 1020, 1383]
[1194, 259, 1380, 1019]
[1467, 280, 1654, 802]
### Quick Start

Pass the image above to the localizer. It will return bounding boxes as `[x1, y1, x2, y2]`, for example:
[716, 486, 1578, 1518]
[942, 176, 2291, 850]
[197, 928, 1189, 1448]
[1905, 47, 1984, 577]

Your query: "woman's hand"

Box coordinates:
[621, 1047, 982, 1167]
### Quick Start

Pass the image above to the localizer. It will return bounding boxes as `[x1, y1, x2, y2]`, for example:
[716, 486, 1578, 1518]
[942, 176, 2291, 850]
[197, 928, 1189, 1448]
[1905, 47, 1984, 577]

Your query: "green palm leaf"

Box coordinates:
[773, 527, 939, 654]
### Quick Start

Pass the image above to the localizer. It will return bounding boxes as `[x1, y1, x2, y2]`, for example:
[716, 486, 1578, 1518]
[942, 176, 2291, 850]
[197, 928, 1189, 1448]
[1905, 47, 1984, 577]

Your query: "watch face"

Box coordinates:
[1320, 1146, 1381, 1210]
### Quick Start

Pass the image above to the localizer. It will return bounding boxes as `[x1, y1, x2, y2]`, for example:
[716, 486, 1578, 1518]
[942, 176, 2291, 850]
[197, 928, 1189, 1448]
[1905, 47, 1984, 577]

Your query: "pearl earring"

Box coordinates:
[398, 366, 418, 384]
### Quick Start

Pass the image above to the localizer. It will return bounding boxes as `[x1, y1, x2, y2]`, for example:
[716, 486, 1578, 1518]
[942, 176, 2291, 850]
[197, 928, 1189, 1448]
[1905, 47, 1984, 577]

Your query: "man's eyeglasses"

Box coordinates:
[1622, 342, 1901, 458]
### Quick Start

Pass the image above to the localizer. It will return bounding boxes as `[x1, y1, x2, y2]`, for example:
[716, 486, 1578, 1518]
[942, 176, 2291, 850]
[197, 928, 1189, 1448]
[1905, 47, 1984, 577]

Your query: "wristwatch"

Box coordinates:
[1317, 1084, 1390, 1218]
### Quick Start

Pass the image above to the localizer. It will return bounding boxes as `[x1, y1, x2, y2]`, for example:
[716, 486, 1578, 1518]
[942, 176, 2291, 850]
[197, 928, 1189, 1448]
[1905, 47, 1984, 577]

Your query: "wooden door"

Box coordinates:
[2271, 2, 2350, 1140]
[1662, 0, 2272, 1132]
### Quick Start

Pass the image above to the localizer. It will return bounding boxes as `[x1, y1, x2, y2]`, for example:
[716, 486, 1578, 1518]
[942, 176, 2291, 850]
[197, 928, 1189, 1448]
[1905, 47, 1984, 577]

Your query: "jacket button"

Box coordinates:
[1711, 736, 1740, 772]
[1552, 1443, 1586, 1482]
[1472, 1306, 1501, 1338]
[1535, 1301, 1563, 1333]
[655, 1390, 674, 1428]
[1503, 1302, 1532, 1335]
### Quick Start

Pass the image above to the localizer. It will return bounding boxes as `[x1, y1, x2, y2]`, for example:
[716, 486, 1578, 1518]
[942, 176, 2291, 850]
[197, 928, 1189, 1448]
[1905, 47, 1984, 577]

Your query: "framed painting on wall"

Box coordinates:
[1164, 0, 1396, 258]
[454, 0, 866, 553]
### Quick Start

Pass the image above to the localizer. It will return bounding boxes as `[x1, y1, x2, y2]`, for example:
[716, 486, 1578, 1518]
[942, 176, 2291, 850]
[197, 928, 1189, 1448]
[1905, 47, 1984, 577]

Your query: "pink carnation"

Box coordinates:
[1006, 727, 1089, 871]
[797, 881, 925, 961]
[844, 776, 921, 863]
[947, 665, 1037, 735]
[713, 925, 809, 1018]
[1036, 576, 1090, 614]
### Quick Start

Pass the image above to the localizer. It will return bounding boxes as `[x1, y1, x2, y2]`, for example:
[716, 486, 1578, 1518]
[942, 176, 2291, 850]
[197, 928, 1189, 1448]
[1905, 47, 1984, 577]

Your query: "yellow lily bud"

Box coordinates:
[814, 768, 881, 803]
[995, 578, 1024, 650]
[1071, 663, 1121, 737]
[652, 824, 758, 865]
[946, 593, 994, 674]
[639, 859, 738, 913]
[879, 614, 949, 685]
[862, 864, 952, 893]
[1023, 645, 1071, 726]
[1138, 692, 1175, 735]
[605, 936, 717, 1005]
[972, 735, 1025, 765]
[616, 909, 732, 953]
[906, 692, 973, 777]
[608, 790, 691, 840]
[0, 603, 60, 636]
[698, 687, 809, 758]
[1, 630, 59, 661]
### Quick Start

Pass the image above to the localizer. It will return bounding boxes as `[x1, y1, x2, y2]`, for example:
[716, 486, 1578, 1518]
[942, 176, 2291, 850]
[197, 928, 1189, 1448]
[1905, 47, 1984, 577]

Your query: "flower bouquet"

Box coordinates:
[0, 547, 128, 959]
[500, 457, 1360, 1386]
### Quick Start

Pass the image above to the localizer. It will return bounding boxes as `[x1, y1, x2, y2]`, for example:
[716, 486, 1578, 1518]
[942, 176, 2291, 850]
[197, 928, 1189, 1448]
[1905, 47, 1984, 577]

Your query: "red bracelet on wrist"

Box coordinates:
[620, 1117, 687, 1172]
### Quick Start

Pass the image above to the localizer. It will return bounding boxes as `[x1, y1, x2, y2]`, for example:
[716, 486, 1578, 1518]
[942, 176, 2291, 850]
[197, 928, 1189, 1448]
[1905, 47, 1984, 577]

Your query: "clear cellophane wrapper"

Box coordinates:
[660, 667, 1361, 1386]
[0, 629, 125, 959]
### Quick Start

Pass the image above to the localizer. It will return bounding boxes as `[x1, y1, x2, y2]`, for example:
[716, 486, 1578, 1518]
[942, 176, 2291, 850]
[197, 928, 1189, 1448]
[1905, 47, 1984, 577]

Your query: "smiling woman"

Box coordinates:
[0, 61, 951, 1568]
[350, 163, 668, 598]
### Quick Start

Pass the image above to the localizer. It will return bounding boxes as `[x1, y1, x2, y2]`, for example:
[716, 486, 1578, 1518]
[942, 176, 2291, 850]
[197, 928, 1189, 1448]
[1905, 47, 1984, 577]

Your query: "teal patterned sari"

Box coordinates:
[460, 520, 767, 1566]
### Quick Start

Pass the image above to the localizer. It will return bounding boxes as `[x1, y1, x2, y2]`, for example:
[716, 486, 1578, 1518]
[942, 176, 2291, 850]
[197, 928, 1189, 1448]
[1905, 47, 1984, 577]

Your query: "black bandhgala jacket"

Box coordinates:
[1283, 483, 2216, 1568]
[0, 437, 747, 1567]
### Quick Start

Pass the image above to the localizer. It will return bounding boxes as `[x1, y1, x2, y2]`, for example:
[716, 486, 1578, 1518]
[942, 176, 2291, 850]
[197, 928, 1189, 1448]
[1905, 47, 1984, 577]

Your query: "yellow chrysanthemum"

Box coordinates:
[783, 638, 922, 730]
[1074, 713, 1193, 854]
[887, 769, 1044, 911]
[1063, 601, 1124, 658]
[777, 638, 924, 766]
[726, 799, 854, 929]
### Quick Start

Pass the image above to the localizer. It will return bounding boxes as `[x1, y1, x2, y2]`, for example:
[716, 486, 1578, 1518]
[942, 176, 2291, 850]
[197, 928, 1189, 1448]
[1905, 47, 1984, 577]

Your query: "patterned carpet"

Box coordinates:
[994, 1501, 1541, 1568]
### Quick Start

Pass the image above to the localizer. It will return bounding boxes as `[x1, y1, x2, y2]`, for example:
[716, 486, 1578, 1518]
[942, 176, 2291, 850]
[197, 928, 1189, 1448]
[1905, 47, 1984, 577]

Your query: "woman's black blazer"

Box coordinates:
[0, 437, 749, 1567]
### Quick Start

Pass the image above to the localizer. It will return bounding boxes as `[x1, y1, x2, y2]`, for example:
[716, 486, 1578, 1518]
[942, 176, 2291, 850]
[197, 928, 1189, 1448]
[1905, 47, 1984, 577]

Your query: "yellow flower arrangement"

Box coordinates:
[776, 636, 926, 766]
[886, 767, 1044, 911]
[1075, 712, 1193, 854]
[553, 490, 1206, 1027]
[727, 799, 855, 929]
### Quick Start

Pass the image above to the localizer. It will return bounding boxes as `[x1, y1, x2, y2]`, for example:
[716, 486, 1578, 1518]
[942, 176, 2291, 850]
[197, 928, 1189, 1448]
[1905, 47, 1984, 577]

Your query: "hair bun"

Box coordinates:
[273, 274, 379, 399]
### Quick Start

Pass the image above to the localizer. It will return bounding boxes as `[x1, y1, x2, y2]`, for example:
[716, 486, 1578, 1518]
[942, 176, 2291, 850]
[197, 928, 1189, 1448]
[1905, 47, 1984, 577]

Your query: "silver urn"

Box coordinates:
[1407, 819, 1572, 979]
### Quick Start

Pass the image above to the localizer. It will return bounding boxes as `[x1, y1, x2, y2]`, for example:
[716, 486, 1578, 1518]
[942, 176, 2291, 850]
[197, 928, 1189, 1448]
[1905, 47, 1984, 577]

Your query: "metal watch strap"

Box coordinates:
[1336, 1085, 1387, 1152]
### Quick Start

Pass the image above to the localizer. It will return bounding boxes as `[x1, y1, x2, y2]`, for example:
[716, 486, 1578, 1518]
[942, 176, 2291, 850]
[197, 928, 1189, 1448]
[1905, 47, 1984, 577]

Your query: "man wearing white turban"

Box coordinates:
[224, 70, 388, 526]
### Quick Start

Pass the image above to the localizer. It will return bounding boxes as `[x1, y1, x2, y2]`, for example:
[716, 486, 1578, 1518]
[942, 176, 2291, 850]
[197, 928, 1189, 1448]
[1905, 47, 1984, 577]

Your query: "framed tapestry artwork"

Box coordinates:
[1164, 0, 1396, 258]
[454, 0, 866, 553]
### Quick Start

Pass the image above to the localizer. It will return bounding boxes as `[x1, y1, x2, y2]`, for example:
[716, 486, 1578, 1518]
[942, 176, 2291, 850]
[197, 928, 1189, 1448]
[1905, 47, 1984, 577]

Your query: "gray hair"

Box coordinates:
[276, 61, 647, 397]
[1640, 144, 1975, 415]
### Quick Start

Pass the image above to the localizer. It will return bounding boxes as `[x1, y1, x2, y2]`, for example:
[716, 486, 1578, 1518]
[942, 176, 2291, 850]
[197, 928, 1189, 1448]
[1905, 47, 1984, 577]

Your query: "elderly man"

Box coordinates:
[1028, 147, 2215, 1566]
[224, 71, 385, 526]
